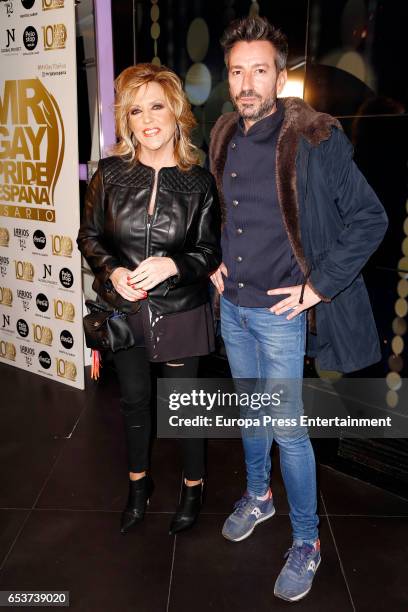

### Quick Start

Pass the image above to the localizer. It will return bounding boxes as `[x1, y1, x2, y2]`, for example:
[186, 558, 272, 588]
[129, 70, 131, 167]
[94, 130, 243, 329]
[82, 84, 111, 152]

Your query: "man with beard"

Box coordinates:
[209, 16, 387, 602]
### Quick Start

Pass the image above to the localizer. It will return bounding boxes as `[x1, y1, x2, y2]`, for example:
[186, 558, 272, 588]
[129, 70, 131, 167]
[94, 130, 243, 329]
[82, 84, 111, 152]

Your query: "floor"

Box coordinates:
[1, 361, 407, 612]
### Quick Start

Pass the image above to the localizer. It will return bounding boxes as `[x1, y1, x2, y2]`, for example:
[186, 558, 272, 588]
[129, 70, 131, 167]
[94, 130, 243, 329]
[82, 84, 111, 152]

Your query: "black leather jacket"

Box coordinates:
[77, 156, 221, 314]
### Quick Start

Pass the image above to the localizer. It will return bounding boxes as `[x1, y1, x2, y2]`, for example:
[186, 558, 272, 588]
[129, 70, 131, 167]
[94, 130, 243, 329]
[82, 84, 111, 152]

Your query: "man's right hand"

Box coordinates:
[109, 267, 147, 301]
[210, 262, 228, 294]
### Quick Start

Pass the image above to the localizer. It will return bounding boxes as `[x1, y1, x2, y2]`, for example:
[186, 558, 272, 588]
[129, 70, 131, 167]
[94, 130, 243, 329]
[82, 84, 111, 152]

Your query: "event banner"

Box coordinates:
[0, 0, 84, 389]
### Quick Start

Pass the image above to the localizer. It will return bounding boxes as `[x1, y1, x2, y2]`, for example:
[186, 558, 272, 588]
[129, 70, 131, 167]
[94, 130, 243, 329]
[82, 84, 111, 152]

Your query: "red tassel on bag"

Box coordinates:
[91, 349, 101, 380]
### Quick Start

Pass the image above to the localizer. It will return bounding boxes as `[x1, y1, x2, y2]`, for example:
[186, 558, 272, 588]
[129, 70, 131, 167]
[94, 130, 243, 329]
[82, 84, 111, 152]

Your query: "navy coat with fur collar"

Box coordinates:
[209, 97, 388, 373]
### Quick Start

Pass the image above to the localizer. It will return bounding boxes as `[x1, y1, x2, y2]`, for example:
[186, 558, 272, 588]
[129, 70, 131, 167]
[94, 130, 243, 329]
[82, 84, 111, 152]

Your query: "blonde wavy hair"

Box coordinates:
[110, 63, 199, 170]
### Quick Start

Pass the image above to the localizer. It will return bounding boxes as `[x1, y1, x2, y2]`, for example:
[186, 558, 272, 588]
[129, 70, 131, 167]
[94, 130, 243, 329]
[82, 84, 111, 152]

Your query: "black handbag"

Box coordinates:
[83, 299, 136, 352]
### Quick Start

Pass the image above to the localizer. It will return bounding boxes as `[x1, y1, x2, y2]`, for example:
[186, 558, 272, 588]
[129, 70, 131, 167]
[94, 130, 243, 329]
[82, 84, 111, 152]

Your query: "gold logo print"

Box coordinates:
[42, 0, 64, 9]
[53, 298, 75, 322]
[0, 340, 16, 361]
[51, 235, 72, 257]
[14, 260, 34, 282]
[42, 24, 67, 51]
[56, 357, 77, 381]
[0, 79, 65, 216]
[33, 323, 53, 346]
[0, 286, 12, 306]
[0, 228, 9, 247]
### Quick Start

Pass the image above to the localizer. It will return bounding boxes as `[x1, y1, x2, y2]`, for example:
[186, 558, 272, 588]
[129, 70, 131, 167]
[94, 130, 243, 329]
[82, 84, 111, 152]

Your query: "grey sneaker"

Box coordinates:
[274, 539, 321, 602]
[222, 491, 275, 542]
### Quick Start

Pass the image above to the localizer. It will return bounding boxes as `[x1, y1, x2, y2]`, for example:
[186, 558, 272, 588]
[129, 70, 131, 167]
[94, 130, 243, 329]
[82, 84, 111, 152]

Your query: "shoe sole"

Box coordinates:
[273, 557, 321, 602]
[222, 506, 276, 542]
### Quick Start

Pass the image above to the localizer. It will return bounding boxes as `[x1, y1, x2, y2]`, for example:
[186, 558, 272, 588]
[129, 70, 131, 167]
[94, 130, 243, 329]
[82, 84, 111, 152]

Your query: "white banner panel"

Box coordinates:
[0, 0, 84, 389]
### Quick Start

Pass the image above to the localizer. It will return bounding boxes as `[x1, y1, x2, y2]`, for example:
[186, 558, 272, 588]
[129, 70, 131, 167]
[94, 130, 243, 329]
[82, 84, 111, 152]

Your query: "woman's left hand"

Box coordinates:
[127, 257, 179, 291]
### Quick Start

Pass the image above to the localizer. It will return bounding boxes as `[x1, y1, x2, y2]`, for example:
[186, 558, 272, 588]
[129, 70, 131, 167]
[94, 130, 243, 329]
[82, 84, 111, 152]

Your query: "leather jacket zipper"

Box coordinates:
[145, 170, 159, 259]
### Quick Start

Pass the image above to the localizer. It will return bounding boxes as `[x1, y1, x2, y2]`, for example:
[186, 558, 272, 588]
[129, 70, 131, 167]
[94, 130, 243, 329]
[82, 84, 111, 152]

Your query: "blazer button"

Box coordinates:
[231, 142, 236, 149]
[236, 256, 243, 262]
[231, 172, 237, 178]
[238, 282, 245, 289]
[236, 228, 243, 235]
[232, 200, 239, 207]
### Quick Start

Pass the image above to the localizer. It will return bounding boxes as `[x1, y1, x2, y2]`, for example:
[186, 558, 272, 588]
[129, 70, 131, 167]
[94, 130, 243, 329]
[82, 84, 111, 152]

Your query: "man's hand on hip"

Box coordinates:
[210, 262, 228, 293]
[267, 284, 321, 320]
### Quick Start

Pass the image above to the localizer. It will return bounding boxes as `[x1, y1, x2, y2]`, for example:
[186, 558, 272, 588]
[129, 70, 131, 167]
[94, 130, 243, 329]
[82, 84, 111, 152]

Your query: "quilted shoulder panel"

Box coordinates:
[160, 165, 212, 193]
[100, 156, 153, 189]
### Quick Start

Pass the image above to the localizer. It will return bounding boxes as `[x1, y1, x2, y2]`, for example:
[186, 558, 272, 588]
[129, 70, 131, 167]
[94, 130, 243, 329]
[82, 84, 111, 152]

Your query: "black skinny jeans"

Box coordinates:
[112, 345, 204, 480]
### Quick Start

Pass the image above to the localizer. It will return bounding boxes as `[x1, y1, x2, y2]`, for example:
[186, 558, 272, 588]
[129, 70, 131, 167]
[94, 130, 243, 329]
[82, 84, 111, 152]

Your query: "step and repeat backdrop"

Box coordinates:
[0, 0, 84, 389]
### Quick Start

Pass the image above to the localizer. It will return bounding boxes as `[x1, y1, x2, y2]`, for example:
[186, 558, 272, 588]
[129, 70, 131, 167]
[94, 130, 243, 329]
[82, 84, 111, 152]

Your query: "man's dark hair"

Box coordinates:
[221, 16, 288, 72]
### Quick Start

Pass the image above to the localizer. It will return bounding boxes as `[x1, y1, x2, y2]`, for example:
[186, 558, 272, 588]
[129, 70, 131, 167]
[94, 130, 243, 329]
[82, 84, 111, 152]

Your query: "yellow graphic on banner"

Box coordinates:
[42, 24, 67, 51]
[0, 204, 56, 221]
[0, 79, 64, 222]
[0, 286, 12, 306]
[43, 0, 65, 10]
[15, 259, 34, 281]
[51, 234, 72, 256]
[56, 357, 77, 381]
[0, 227, 9, 246]
[33, 323, 53, 346]
[53, 298, 75, 322]
[0, 340, 16, 361]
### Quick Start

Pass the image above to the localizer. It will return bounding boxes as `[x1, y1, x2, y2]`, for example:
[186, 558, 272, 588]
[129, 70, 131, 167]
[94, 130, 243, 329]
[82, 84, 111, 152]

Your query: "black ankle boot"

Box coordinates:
[169, 480, 203, 535]
[120, 475, 154, 535]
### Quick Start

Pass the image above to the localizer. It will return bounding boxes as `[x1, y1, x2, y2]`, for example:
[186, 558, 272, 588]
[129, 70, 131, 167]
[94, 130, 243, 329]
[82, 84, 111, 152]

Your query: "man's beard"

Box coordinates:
[232, 89, 277, 122]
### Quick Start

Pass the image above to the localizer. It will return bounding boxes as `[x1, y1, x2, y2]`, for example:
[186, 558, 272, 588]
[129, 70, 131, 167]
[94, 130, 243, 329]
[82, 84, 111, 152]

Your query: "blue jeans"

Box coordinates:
[220, 295, 319, 543]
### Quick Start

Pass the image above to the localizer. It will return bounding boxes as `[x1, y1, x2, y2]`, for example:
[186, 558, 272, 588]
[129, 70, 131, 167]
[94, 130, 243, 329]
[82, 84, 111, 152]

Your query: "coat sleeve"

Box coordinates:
[76, 161, 122, 284]
[308, 128, 388, 300]
[167, 176, 222, 288]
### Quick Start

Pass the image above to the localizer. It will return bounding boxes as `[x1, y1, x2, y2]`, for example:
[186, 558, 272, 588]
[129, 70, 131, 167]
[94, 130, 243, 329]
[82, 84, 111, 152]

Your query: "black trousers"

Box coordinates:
[112, 345, 205, 480]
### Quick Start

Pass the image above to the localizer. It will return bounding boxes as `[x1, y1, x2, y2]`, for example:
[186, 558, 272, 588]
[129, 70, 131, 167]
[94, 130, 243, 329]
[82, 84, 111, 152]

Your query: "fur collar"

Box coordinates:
[209, 97, 341, 299]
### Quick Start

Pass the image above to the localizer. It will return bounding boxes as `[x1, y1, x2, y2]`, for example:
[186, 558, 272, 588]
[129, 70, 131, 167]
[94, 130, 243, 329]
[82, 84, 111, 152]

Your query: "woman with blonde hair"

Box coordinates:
[77, 63, 221, 535]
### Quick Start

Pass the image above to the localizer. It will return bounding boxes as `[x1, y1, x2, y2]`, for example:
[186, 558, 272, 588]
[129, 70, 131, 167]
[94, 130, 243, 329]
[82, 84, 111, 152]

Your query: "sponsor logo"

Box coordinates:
[17, 288, 32, 311]
[2, 313, 11, 328]
[23, 26, 38, 51]
[21, 0, 35, 8]
[1, 27, 21, 53]
[16, 318, 29, 337]
[14, 228, 29, 250]
[51, 234, 72, 257]
[0, 1, 14, 18]
[20, 344, 34, 355]
[14, 228, 29, 238]
[0, 228, 9, 246]
[38, 349, 51, 369]
[42, 0, 63, 9]
[33, 229, 46, 249]
[56, 357, 76, 381]
[20, 343, 34, 366]
[41, 263, 52, 279]
[60, 329, 73, 349]
[15, 260, 34, 281]
[0, 286, 13, 306]
[0, 255, 9, 277]
[6, 28, 15, 48]
[54, 298, 74, 322]
[42, 23, 66, 50]
[33, 322, 52, 346]
[307, 560, 317, 573]
[0, 339, 16, 361]
[59, 267, 73, 288]
[36, 292, 49, 312]
[0, 79, 64, 222]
